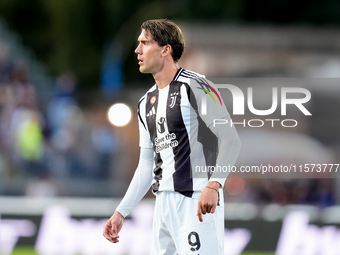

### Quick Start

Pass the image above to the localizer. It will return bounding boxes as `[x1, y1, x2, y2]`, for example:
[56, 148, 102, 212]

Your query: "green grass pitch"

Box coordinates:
[10, 247, 37, 255]
[10, 247, 275, 255]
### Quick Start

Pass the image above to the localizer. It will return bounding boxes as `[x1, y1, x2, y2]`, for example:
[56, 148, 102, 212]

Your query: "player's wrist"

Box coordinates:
[205, 185, 220, 205]
[206, 181, 221, 190]
[114, 210, 125, 219]
[205, 186, 219, 194]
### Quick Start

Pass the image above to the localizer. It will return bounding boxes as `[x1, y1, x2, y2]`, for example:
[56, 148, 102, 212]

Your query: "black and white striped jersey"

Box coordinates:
[137, 68, 237, 198]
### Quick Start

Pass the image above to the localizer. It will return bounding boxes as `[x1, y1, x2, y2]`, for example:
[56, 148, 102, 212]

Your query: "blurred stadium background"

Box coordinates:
[0, 0, 340, 254]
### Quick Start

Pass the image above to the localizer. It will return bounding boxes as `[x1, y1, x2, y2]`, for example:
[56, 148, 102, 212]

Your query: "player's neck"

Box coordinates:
[153, 61, 179, 89]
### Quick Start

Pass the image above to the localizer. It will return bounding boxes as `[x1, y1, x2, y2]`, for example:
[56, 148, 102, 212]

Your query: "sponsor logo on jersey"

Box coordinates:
[157, 117, 166, 133]
[154, 133, 178, 153]
[146, 106, 156, 117]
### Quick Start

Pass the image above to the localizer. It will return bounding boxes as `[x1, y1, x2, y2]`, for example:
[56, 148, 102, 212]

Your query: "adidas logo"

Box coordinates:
[146, 106, 156, 117]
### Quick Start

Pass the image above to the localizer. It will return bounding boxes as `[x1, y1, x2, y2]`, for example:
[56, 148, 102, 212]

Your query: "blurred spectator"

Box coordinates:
[61, 105, 95, 179]
[8, 64, 47, 177]
[89, 105, 120, 180]
[46, 72, 107, 180]
[47, 71, 77, 137]
[11, 108, 44, 176]
[47, 71, 82, 178]
[0, 43, 11, 84]
[0, 42, 13, 177]
[91, 125, 117, 179]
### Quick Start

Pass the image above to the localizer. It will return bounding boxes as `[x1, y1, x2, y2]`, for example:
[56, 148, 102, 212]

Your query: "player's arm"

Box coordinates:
[208, 116, 242, 186]
[103, 100, 154, 242]
[103, 146, 154, 242]
[197, 120, 241, 221]
[192, 78, 241, 221]
[192, 78, 241, 185]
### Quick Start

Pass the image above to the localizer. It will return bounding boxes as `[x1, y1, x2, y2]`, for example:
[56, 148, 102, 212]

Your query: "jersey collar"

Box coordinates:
[173, 67, 183, 81]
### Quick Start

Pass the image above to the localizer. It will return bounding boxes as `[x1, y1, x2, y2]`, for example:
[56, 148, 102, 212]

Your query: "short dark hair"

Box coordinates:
[141, 19, 185, 62]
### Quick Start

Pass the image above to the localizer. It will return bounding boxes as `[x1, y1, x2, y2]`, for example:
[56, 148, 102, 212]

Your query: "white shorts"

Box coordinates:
[151, 191, 224, 255]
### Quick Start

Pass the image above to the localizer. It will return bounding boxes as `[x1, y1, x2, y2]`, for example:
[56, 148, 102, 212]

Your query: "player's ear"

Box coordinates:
[162, 45, 172, 57]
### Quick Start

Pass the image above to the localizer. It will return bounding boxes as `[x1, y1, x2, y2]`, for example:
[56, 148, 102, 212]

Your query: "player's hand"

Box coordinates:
[197, 181, 221, 222]
[103, 211, 124, 243]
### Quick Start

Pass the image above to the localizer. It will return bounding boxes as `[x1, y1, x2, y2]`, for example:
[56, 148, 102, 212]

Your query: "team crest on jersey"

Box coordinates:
[169, 92, 179, 108]
[150, 96, 156, 104]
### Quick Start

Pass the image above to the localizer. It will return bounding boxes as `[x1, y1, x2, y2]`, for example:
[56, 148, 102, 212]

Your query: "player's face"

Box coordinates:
[135, 30, 164, 75]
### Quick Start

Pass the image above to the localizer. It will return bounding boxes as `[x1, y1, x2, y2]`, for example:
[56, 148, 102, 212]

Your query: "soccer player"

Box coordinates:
[103, 19, 241, 254]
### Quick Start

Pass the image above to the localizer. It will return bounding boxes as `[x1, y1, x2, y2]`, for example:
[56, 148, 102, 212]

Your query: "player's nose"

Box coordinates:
[135, 44, 142, 54]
